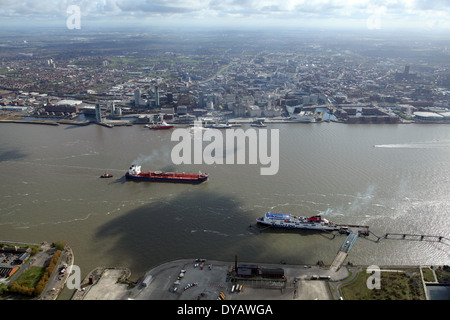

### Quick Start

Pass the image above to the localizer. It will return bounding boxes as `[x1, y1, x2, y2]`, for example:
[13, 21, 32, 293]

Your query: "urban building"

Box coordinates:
[134, 89, 141, 107]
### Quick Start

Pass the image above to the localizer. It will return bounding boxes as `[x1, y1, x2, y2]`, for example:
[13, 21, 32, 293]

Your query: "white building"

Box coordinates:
[263, 101, 282, 117]
[56, 99, 83, 107]
[413, 112, 444, 121]
[247, 105, 262, 117]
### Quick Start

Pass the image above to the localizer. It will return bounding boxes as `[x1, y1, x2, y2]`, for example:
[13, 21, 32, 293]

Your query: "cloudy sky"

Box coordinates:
[1, 0, 450, 31]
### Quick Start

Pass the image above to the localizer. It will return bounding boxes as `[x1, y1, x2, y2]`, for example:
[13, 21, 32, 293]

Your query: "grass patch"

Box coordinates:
[14, 267, 45, 288]
[341, 269, 426, 300]
[422, 268, 436, 282]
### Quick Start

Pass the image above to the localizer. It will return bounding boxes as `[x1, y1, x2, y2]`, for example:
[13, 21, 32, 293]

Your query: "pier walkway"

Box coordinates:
[371, 232, 450, 244]
[330, 227, 449, 272]
[330, 225, 369, 272]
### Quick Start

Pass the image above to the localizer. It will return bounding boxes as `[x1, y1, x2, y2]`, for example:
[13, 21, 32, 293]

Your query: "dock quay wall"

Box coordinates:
[0, 119, 59, 125]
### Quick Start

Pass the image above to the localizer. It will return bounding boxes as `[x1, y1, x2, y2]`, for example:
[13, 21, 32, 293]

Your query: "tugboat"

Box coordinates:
[100, 173, 113, 178]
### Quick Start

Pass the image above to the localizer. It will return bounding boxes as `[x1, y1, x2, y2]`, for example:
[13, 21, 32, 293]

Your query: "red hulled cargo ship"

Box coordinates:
[125, 165, 208, 184]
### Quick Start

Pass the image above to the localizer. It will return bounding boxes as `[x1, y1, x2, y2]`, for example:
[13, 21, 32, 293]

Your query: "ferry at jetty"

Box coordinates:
[145, 121, 174, 130]
[125, 164, 208, 184]
[256, 213, 337, 231]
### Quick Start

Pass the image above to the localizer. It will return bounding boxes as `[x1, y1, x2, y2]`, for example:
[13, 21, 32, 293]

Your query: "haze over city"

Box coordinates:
[1, 0, 450, 31]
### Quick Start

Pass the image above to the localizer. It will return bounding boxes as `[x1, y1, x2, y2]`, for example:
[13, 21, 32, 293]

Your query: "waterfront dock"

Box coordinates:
[57, 119, 91, 126]
[0, 119, 59, 125]
[252, 220, 370, 273]
[330, 225, 370, 272]
[369, 232, 450, 245]
[72, 259, 348, 300]
[336, 224, 369, 236]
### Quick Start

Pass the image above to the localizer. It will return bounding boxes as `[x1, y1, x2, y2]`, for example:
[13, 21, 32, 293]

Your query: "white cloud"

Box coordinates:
[0, 0, 449, 30]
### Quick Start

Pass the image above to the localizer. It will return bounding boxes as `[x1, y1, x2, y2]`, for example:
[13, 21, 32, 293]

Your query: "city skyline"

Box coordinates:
[1, 0, 450, 32]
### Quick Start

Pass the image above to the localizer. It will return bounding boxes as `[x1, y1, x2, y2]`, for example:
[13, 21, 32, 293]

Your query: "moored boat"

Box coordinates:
[145, 121, 174, 130]
[250, 120, 267, 127]
[256, 212, 337, 231]
[210, 123, 232, 129]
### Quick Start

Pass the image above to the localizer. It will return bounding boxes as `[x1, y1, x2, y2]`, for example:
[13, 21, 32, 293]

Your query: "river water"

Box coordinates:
[0, 122, 449, 292]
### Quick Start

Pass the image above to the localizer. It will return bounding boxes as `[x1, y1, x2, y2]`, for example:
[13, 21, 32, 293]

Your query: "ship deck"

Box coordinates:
[141, 172, 204, 179]
[126, 171, 208, 183]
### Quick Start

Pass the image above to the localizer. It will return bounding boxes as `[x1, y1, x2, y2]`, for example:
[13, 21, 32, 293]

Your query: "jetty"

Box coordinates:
[369, 232, 450, 245]
[330, 227, 449, 272]
[0, 119, 59, 126]
[330, 225, 369, 272]
[58, 119, 91, 126]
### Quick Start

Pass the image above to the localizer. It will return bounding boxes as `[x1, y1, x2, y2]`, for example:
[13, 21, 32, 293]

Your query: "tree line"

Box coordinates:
[8, 249, 62, 298]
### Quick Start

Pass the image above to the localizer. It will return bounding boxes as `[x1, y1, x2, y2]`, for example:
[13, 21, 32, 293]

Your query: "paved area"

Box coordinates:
[39, 245, 74, 300]
[77, 259, 350, 300]
[229, 278, 331, 300]
[330, 252, 348, 272]
[129, 260, 230, 300]
[83, 269, 130, 300]
[328, 267, 362, 300]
